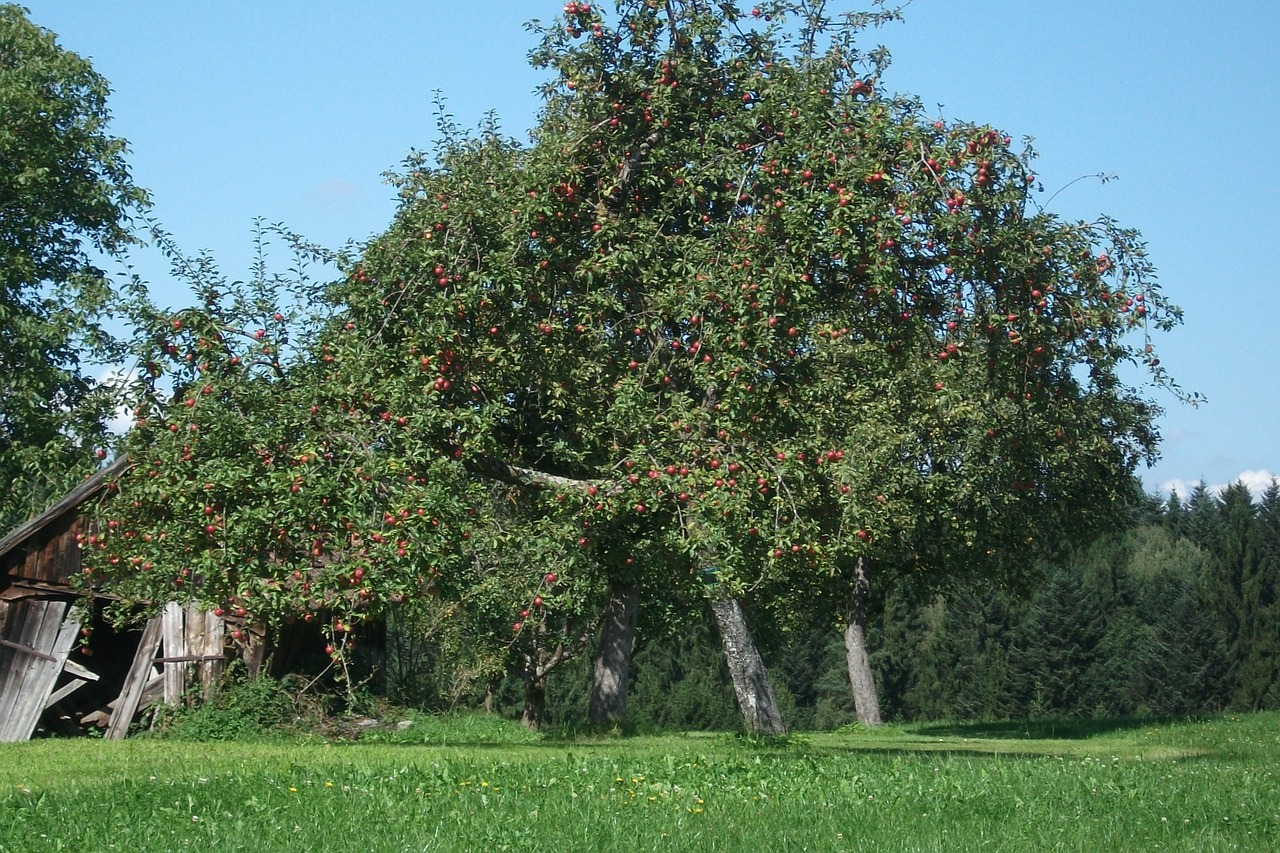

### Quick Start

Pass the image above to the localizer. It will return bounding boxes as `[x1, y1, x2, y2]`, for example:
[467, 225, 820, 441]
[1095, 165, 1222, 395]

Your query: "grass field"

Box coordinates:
[1, 712, 1277, 851]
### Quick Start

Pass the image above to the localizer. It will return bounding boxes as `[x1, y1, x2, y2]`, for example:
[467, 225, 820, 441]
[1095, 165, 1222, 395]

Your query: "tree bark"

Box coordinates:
[588, 581, 640, 728]
[243, 624, 267, 680]
[520, 675, 546, 730]
[709, 596, 787, 735]
[843, 556, 882, 726]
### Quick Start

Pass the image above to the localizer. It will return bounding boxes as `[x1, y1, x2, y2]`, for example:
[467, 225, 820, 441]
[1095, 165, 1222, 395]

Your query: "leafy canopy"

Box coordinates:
[89, 1, 1181, 660]
[0, 4, 148, 528]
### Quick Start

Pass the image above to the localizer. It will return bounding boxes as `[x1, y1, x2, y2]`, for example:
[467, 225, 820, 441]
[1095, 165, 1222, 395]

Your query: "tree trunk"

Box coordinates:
[520, 675, 546, 730]
[843, 556, 882, 726]
[709, 596, 787, 735]
[243, 624, 267, 680]
[588, 581, 640, 728]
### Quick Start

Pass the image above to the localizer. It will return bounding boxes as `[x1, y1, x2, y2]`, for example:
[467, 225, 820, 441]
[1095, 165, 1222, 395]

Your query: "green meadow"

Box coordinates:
[2, 713, 1277, 851]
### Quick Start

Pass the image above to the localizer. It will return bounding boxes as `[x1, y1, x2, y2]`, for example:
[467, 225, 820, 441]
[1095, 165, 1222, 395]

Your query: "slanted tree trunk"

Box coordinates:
[521, 675, 546, 729]
[588, 581, 640, 728]
[709, 596, 787, 735]
[243, 624, 268, 680]
[843, 556, 882, 726]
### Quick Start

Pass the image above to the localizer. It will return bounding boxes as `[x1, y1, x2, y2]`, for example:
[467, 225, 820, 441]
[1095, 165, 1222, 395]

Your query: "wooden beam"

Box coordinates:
[63, 659, 99, 682]
[162, 601, 186, 705]
[82, 673, 163, 728]
[44, 677, 89, 709]
[0, 637, 59, 662]
[105, 615, 163, 740]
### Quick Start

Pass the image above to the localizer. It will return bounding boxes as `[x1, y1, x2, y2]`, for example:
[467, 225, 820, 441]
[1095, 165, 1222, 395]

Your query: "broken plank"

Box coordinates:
[105, 615, 162, 740]
[44, 677, 89, 709]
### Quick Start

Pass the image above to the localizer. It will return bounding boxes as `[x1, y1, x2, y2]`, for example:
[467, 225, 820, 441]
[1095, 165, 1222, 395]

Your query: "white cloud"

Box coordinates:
[97, 366, 138, 436]
[1161, 469, 1277, 502]
[1236, 469, 1278, 498]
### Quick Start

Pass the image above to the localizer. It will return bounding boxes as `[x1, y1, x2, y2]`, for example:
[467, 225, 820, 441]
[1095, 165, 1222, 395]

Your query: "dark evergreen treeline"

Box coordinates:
[388, 480, 1280, 729]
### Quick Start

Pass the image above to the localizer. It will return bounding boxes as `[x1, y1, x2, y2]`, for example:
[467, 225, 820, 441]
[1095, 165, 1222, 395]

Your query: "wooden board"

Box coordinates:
[192, 606, 224, 700]
[158, 603, 224, 705]
[82, 673, 162, 728]
[105, 614, 163, 740]
[44, 676, 89, 709]
[162, 601, 186, 704]
[0, 599, 83, 742]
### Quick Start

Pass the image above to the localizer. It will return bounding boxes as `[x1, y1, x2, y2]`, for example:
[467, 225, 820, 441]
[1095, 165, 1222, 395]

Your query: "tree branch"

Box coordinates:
[465, 455, 622, 496]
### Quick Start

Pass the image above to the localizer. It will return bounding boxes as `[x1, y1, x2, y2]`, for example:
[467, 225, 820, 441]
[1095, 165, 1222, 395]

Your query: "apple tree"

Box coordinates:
[342, 0, 1184, 730]
[80, 227, 613, 722]
[86, 0, 1185, 733]
[338, 0, 1179, 729]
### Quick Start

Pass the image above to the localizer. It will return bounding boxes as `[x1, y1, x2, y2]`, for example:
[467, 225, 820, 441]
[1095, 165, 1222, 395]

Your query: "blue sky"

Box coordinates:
[24, 1, 1279, 499]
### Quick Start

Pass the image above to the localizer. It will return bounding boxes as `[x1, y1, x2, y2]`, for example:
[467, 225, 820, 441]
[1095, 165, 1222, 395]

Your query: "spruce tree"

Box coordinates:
[1213, 481, 1264, 708]
[1185, 481, 1222, 552]
[1007, 566, 1106, 717]
[1235, 480, 1280, 708]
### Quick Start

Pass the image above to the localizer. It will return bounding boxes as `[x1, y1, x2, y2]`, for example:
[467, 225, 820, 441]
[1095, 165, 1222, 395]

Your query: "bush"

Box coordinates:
[153, 676, 298, 741]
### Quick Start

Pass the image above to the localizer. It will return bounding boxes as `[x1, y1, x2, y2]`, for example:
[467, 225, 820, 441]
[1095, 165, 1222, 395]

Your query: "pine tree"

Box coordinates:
[1234, 480, 1280, 708]
[1212, 482, 1264, 708]
[897, 586, 1019, 721]
[625, 613, 739, 733]
[1163, 491, 1189, 540]
[1007, 566, 1106, 717]
[1185, 481, 1223, 552]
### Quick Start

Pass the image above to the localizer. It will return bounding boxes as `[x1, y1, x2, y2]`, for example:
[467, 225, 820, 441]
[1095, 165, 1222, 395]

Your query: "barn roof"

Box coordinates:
[0, 456, 130, 569]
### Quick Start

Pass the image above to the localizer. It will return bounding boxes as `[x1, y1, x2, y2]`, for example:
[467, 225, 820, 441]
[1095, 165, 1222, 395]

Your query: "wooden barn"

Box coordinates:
[0, 458, 225, 741]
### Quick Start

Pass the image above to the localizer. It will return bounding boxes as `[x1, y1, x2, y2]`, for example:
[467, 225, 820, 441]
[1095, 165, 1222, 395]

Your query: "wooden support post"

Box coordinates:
[189, 606, 224, 700]
[105, 615, 163, 740]
[162, 601, 187, 705]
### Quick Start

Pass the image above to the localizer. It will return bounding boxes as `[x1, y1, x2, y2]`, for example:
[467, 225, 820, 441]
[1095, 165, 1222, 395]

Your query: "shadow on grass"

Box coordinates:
[914, 715, 1199, 741]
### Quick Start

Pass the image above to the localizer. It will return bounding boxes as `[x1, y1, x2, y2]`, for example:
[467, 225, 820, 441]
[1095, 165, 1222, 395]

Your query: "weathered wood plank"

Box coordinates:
[162, 601, 186, 704]
[0, 598, 34, 733]
[0, 600, 60, 741]
[195, 607, 224, 700]
[81, 673, 163, 728]
[32, 605, 84, 737]
[105, 615, 163, 740]
[30, 514, 79, 585]
[0, 601, 81, 742]
[63, 658, 99, 682]
[0, 601, 37, 740]
[44, 677, 88, 709]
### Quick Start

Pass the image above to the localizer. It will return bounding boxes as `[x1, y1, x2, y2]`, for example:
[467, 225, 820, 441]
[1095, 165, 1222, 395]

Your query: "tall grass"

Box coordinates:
[1, 713, 1277, 851]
